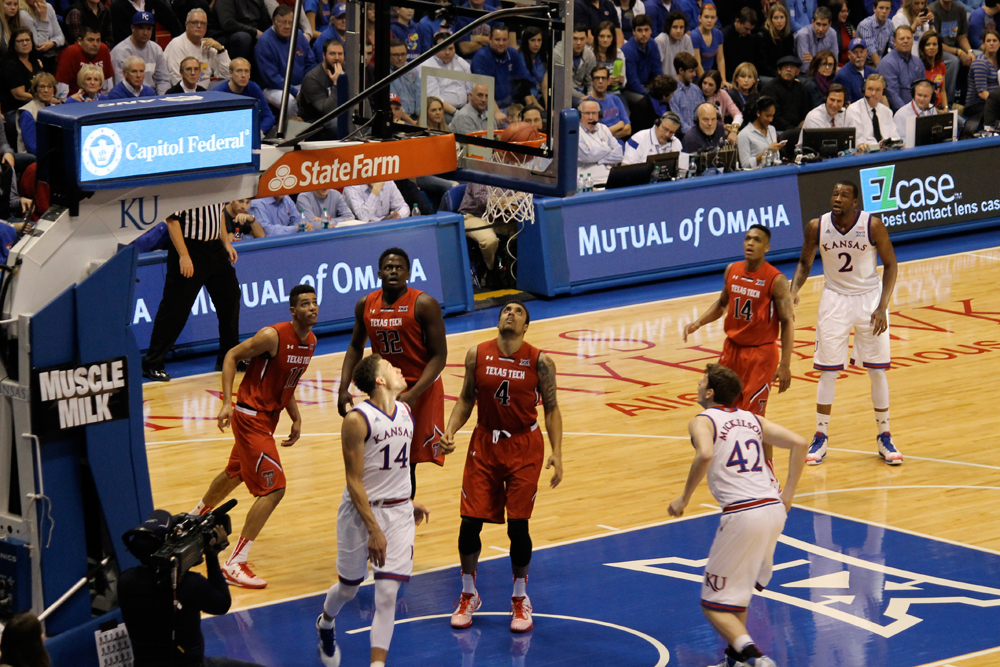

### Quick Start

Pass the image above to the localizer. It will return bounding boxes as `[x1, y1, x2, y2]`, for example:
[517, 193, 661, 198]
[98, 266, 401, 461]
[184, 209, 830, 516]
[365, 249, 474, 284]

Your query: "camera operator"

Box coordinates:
[118, 510, 265, 667]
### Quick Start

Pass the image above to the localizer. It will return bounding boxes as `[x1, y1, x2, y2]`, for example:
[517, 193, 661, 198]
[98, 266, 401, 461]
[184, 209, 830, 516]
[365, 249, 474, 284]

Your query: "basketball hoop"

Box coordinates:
[467, 130, 546, 228]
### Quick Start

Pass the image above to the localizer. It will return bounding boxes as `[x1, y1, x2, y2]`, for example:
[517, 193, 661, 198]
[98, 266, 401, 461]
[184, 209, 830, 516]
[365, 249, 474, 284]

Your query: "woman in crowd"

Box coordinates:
[691, 2, 725, 83]
[756, 4, 794, 78]
[0, 611, 50, 667]
[614, 0, 643, 42]
[591, 21, 626, 95]
[965, 29, 1000, 117]
[729, 61, 760, 120]
[1, 28, 40, 133]
[737, 95, 782, 169]
[425, 96, 450, 132]
[830, 0, 855, 66]
[18, 0, 62, 71]
[919, 31, 948, 110]
[16, 70, 53, 153]
[700, 69, 742, 125]
[364, 2, 375, 62]
[807, 49, 837, 105]
[893, 0, 933, 56]
[654, 11, 692, 77]
[66, 63, 106, 102]
[520, 25, 549, 106]
[0, 0, 22, 56]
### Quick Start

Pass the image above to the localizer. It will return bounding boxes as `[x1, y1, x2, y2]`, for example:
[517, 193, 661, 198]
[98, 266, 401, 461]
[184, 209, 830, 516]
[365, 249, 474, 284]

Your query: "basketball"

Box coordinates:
[500, 121, 540, 144]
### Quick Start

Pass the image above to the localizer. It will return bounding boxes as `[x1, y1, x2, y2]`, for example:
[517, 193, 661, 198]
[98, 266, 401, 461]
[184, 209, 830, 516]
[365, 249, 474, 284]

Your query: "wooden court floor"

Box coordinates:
[142, 247, 1000, 667]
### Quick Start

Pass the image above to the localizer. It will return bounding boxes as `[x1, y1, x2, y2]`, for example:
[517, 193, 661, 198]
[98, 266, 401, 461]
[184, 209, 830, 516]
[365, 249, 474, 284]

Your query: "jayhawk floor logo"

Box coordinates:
[82, 127, 123, 178]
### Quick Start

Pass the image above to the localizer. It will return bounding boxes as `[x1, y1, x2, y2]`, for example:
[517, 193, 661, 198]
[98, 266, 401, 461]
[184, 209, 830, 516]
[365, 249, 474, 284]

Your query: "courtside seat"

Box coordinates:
[439, 184, 467, 213]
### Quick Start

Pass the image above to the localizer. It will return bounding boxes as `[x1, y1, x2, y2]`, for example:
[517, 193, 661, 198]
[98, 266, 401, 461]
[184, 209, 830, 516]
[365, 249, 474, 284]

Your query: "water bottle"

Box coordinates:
[577, 173, 585, 193]
[297, 208, 307, 233]
[584, 172, 593, 192]
[411, 203, 420, 218]
[321, 206, 330, 229]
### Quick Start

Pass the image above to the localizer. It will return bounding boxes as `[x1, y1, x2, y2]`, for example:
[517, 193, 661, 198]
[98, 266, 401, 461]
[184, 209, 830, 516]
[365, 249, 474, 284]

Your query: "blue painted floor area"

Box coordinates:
[161, 227, 1000, 380]
[203, 508, 1000, 667]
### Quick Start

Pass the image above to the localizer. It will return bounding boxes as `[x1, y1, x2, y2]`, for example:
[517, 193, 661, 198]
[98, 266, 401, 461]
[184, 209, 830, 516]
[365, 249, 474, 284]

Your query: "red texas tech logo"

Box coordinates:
[263, 470, 275, 488]
[704, 572, 728, 592]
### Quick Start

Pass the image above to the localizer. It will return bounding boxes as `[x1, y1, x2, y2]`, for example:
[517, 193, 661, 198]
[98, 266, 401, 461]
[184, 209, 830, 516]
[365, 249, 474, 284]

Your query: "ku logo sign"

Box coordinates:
[82, 127, 123, 177]
[859, 164, 957, 214]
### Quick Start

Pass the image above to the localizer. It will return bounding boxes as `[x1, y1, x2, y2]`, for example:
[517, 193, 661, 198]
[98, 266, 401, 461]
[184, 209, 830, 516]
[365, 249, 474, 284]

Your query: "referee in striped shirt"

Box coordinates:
[142, 203, 241, 381]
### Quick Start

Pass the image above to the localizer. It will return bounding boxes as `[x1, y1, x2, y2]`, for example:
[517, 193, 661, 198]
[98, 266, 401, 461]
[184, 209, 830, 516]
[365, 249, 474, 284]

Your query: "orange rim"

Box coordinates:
[466, 130, 547, 161]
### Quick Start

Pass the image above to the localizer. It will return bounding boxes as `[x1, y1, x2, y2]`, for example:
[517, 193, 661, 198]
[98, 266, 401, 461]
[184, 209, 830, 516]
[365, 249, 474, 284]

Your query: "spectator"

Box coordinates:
[983, 87, 1000, 124]
[644, 0, 698, 40]
[454, 0, 497, 58]
[577, 98, 622, 184]
[422, 32, 471, 121]
[0, 612, 51, 667]
[214, 0, 268, 62]
[387, 38, 420, 120]
[66, 61, 107, 100]
[298, 187, 352, 224]
[109, 0, 180, 47]
[576, 0, 622, 41]
[681, 101, 729, 152]
[628, 72, 676, 131]
[390, 6, 419, 61]
[760, 55, 812, 138]
[16, 71, 53, 153]
[833, 36, 877, 102]
[845, 73, 899, 148]
[1, 28, 42, 128]
[471, 24, 535, 110]
[506, 102, 523, 123]
[878, 26, 925, 110]
[63, 0, 112, 49]
[807, 49, 838, 105]
[256, 5, 316, 118]
[164, 8, 230, 87]
[521, 26, 549, 105]
[622, 109, 681, 163]
[417, 0, 453, 53]
[0, 0, 21, 56]
[251, 194, 304, 235]
[108, 54, 153, 97]
[389, 92, 414, 125]
[312, 2, 345, 62]
[588, 64, 631, 140]
[297, 38, 342, 136]
[830, 0, 855, 66]
[615, 0, 644, 42]
[970, 0, 1000, 50]
[894, 0, 933, 54]
[756, 4, 795, 78]
[930, 0, 973, 106]
[111, 11, 169, 94]
[303, 0, 330, 39]
[700, 68, 741, 125]
[425, 95, 450, 131]
[522, 103, 545, 132]
[55, 24, 112, 97]
[691, 3, 724, 82]
[894, 77, 938, 139]
[737, 95, 781, 168]
[795, 6, 838, 66]
[592, 21, 626, 95]
[965, 28, 1000, 116]
[919, 31, 948, 109]
[729, 61, 759, 117]
[450, 83, 491, 134]
[671, 51, 701, 133]
[457, 181, 511, 286]
[721, 7, 757, 83]
[166, 55, 206, 93]
[622, 14, 662, 107]
[787, 0, 817, 34]
[798, 82, 848, 147]
[343, 181, 409, 222]
[654, 10, 692, 76]
[554, 22, 596, 107]
[857, 0, 895, 66]
[19, 0, 64, 71]
[863, 0, 901, 16]
[214, 58, 275, 135]
[224, 197, 264, 240]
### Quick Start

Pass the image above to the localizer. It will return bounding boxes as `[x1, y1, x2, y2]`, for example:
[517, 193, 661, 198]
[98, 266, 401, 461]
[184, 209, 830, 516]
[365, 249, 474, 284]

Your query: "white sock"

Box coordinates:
[323, 581, 359, 620]
[512, 576, 527, 598]
[462, 572, 476, 594]
[371, 662, 385, 667]
[733, 634, 754, 653]
[191, 500, 209, 515]
[816, 412, 830, 436]
[875, 410, 890, 434]
[226, 537, 252, 566]
[370, 579, 401, 652]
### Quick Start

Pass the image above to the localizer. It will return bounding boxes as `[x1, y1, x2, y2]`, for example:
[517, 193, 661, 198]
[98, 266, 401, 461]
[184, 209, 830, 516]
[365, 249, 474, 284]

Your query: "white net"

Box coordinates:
[484, 158, 535, 227]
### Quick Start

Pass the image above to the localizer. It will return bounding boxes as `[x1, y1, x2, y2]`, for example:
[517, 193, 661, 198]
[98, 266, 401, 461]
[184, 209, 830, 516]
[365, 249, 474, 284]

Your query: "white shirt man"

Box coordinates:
[421, 36, 472, 116]
[893, 79, 938, 145]
[845, 75, 899, 149]
[577, 99, 623, 184]
[165, 9, 232, 85]
[622, 112, 682, 164]
[110, 11, 170, 94]
[798, 85, 848, 146]
[343, 182, 409, 222]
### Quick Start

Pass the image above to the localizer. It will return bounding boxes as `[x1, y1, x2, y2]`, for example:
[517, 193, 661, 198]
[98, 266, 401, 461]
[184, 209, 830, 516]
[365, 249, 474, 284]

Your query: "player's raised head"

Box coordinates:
[746, 224, 771, 242]
[289, 284, 318, 321]
[831, 181, 859, 214]
[353, 353, 384, 394]
[379, 247, 410, 271]
[378, 248, 411, 288]
[701, 363, 743, 407]
[745, 224, 771, 259]
[498, 300, 530, 333]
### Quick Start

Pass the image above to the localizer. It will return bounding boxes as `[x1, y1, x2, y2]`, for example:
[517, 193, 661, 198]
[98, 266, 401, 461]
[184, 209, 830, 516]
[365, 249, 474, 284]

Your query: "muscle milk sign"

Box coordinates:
[32, 358, 129, 435]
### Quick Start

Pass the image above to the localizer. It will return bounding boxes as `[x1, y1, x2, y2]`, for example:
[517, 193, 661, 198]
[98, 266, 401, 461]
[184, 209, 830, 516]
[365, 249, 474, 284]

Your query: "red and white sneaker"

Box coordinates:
[451, 591, 481, 629]
[222, 562, 267, 589]
[510, 595, 533, 633]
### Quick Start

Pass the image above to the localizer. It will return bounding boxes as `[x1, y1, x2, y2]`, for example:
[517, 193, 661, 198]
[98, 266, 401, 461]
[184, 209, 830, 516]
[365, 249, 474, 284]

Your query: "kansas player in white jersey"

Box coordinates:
[669, 364, 807, 667]
[317, 354, 430, 667]
[790, 181, 903, 466]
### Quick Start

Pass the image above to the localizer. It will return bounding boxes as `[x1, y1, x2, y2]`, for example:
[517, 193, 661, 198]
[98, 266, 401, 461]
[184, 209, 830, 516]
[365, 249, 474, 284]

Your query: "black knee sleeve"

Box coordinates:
[409, 462, 416, 500]
[507, 519, 532, 568]
[458, 518, 484, 555]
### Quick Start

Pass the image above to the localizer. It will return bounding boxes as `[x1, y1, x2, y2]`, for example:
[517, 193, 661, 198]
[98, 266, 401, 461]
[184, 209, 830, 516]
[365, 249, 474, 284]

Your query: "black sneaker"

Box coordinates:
[142, 368, 170, 382]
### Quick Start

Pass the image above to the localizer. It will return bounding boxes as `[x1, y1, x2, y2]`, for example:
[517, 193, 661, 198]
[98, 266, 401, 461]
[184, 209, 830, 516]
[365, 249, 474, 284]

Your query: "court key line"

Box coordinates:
[795, 485, 1000, 498]
[343, 612, 671, 667]
[827, 447, 1000, 471]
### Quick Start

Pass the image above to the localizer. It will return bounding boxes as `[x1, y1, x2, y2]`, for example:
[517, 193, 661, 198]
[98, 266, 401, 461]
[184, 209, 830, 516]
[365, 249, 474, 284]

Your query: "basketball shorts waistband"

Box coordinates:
[479, 422, 540, 444]
[722, 498, 782, 514]
[370, 498, 409, 508]
[235, 402, 280, 418]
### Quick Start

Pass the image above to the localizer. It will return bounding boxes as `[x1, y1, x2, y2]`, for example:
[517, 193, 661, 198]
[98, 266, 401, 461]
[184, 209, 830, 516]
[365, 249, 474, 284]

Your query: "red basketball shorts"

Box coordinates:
[226, 406, 285, 497]
[720, 338, 780, 416]
[410, 377, 445, 466]
[460, 423, 544, 524]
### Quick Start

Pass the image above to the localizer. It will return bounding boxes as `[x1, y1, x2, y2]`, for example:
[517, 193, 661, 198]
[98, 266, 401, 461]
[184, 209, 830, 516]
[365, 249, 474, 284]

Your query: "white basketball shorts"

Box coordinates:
[336, 498, 415, 585]
[813, 287, 891, 371]
[701, 501, 787, 613]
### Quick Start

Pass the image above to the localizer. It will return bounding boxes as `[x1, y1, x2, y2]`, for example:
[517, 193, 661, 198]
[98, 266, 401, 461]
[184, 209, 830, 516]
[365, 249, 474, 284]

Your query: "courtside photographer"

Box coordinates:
[118, 502, 265, 667]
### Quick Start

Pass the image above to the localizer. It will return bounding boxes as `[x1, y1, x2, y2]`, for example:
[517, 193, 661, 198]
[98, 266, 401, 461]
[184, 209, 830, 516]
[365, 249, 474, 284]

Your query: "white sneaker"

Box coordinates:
[510, 595, 533, 633]
[744, 656, 778, 667]
[806, 433, 828, 465]
[222, 562, 267, 589]
[451, 591, 481, 629]
[316, 615, 340, 667]
[877, 432, 903, 465]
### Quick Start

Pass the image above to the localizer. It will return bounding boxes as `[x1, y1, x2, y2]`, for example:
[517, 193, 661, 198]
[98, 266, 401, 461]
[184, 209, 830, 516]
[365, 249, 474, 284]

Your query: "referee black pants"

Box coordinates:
[143, 239, 241, 371]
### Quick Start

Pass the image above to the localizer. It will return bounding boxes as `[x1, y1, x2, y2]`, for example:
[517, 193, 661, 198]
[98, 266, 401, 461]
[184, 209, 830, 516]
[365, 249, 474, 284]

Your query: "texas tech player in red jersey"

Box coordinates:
[340, 248, 448, 498]
[440, 301, 563, 635]
[194, 284, 318, 589]
[683, 225, 794, 470]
